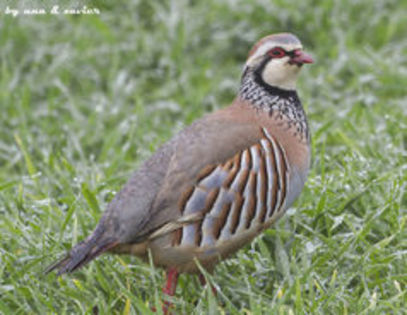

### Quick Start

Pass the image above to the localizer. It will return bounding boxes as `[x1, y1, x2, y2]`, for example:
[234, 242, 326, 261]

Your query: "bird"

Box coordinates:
[46, 32, 313, 312]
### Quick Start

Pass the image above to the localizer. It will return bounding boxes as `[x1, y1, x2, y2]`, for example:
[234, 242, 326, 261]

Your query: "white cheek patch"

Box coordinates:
[261, 58, 301, 90]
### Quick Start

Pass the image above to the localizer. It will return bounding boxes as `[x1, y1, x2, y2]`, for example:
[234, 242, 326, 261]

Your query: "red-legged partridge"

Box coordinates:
[47, 32, 313, 311]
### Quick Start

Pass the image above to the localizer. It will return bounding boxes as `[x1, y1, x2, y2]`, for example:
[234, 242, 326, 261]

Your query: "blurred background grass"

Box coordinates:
[0, 0, 406, 313]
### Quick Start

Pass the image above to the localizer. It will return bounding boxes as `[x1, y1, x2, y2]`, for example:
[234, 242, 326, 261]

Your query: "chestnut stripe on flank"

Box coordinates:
[230, 150, 251, 193]
[230, 194, 245, 235]
[235, 168, 250, 195]
[172, 227, 183, 246]
[197, 188, 221, 246]
[270, 141, 286, 217]
[276, 142, 289, 212]
[179, 186, 194, 214]
[235, 169, 256, 232]
[262, 128, 282, 218]
[213, 202, 232, 240]
[231, 161, 251, 232]
[223, 159, 234, 171]
[269, 138, 279, 218]
[196, 164, 217, 182]
[260, 138, 276, 221]
[224, 153, 241, 188]
[194, 222, 202, 247]
[203, 188, 220, 215]
[246, 147, 253, 170]
[258, 143, 269, 223]
[245, 172, 257, 229]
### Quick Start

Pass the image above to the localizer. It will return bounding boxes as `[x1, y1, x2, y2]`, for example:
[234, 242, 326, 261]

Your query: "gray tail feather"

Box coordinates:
[45, 222, 118, 275]
[45, 239, 118, 275]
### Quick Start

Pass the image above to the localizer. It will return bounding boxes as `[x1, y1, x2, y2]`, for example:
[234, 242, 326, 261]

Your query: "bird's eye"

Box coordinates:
[268, 47, 286, 58]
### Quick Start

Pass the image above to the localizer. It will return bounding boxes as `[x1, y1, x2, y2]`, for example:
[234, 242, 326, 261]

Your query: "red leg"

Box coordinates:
[198, 274, 217, 296]
[162, 268, 179, 314]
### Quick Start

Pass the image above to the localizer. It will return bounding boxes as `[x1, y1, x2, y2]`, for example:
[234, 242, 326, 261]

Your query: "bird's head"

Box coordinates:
[244, 33, 313, 91]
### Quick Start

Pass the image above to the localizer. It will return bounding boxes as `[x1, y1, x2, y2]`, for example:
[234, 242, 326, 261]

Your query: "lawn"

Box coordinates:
[0, 0, 406, 314]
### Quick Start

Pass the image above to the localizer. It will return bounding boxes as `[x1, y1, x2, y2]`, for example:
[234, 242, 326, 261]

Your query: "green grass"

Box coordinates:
[1, 0, 406, 314]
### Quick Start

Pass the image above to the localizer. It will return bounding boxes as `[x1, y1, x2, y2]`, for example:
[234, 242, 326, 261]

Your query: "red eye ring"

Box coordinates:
[268, 47, 286, 58]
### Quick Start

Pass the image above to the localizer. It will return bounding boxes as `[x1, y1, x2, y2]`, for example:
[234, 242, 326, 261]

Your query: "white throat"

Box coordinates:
[261, 57, 301, 90]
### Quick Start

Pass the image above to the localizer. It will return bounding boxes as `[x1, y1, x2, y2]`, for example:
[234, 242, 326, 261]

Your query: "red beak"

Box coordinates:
[290, 50, 314, 65]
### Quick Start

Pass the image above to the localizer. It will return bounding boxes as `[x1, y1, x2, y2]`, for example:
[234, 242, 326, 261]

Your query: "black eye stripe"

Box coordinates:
[286, 50, 296, 57]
